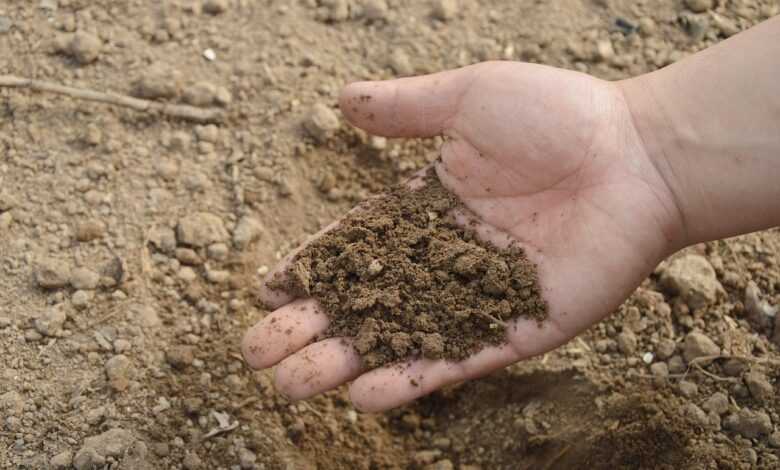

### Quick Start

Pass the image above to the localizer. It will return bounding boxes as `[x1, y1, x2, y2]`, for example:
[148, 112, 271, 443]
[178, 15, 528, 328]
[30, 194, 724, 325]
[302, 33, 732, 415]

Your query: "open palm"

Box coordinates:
[242, 61, 684, 412]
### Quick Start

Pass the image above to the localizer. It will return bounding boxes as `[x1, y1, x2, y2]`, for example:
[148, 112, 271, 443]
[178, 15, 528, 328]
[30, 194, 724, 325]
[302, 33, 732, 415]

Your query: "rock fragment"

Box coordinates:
[723, 409, 772, 439]
[34, 307, 67, 336]
[68, 31, 102, 65]
[745, 371, 774, 403]
[177, 213, 229, 247]
[75, 219, 105, 242]
[303, 104, 341, 143]
[702, 392, 729, 415]
[34, 259, 71, 289]
[50, 450, 73, 469]
[73, 428, 134, 470]
[70, 267, 101, 290]
[682, 332, 720, 363]
[660, 254, 721, 309]
[685, 0, 713, 13]
[203, 0, 228, 15]
[132, 63, 181, 100]
[431, 0, 458, 21]
[166, 346, 195, 369]
[105, 354, 133, 392]
[233, 216, 263, 249]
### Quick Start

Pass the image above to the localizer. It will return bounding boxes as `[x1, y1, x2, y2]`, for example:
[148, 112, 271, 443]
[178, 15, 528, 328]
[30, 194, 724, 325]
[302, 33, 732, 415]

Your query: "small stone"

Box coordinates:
[202, 48, 217, 61]
[50, 450, 73, 469]
[148, 226, 177, 254]
[660, 254, 721, 309]
[711, 12, 740, 37]
[203, 0, 228, 15]
[238, 448, 257, 469]
[0, 16, 11, 34]
[684, 403, 709, 427]
[616, 329, 637, 355]
[0, 317, 11, 328]
[682, 332, 720, 363]
[105, 355, 133, 392]
[744, 371, 774, 403]
[303, 103, 341, 143]
[25, 329, 43, 342]
[363, 0, 389, 21]
[68, 31, 102, 65]
[114, 338, 131, 353]
[745, 281, 777, 320]
[207, 243, 229, 260]
[388, 49, 414, 76]
[178, 267, 198, 283]
[132, 304, 161, 328]
[595, 40, 615, 62]
[723, 409, 772, 439]
[183, 81, 219, 107]
[195, 124, 219, 143]
[166, 346, 195, 369]
[0, 211, 13, 229]
[132, 63, 181, 100]
[431, 0, 458, 21]
[638, 17, 657, 36]
[74, 429, 134, 470]
[233, 216, 263, 249]
[206, 269, 229, 284]
[34, 307, 67, 336]
[702, 392, 729, 415]
[75, 219, 105, 242]
[214, 86, 231, 106]
[723, 358, 748, 376]
[177, 212, 229, 247]
[768, 431, 780, 448]
[424, 460, 454, 470]
[183, 451, 202, 469]
[678, 380, 698, 398]
[0, 191, 18, 211]
[70, 267, 100, 290]
[685, 0, 713, 13]
[656, 339, 676, 360]
[176, 248, 203, 265]
[650, 362, 669, 377]
[35, 258, 71, 289]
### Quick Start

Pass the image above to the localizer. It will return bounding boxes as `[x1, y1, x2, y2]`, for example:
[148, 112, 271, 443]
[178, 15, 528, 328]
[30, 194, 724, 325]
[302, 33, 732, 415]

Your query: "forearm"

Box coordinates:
[620, 16, 780, 249]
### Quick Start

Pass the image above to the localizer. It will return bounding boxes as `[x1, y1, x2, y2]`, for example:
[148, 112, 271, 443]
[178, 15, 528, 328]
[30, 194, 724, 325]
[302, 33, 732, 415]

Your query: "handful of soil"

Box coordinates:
[269, 169, 547, 368]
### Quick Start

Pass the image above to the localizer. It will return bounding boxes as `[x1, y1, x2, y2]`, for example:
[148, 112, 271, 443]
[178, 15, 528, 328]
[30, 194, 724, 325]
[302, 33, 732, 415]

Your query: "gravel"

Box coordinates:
[34, 258, 71, 289]
[177, 212, 229, 248]
[660, 255, 722, 309]
[723, 409, 773, 439]
[303, 104, 341, 143]
[34, 307, 67, 336]
[682, 332, 721, 363]
[68, 31, 102, 65]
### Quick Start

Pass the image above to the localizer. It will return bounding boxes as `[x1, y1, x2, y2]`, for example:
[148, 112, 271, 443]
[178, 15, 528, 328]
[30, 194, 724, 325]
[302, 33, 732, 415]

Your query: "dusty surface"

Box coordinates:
[269, 169, 546, 368]
[1, 0, 780, 469]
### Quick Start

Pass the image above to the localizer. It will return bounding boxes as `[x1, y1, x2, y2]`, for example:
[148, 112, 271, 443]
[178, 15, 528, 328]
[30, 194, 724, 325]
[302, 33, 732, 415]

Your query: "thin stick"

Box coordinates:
[0, 74, 224, 123]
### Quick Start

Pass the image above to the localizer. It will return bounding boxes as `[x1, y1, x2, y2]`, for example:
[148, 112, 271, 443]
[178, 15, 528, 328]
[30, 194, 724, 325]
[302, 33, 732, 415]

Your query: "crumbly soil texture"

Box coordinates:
[271, 169, 546, 368]
[3, 1, 780, 469]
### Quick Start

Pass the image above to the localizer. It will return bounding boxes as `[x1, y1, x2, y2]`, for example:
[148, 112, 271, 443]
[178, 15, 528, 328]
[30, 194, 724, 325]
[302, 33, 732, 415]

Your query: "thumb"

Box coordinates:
[339, 66, 476, 138]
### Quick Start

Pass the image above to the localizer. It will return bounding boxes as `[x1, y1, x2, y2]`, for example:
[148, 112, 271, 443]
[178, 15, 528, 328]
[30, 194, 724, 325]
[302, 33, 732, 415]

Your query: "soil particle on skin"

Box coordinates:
[270, 169, 547, 367]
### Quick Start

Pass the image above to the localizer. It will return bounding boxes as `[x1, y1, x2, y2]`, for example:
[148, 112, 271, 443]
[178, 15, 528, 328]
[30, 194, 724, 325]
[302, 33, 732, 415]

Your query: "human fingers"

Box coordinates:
[274, 337, 363, 400]
[339, 64, 482, 138]
[348, 315, 570, 412]
[242, 298, 329, 369]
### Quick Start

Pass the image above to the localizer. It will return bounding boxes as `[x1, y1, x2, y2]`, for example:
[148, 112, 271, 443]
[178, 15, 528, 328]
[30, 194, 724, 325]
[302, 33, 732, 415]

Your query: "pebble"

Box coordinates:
[133, 63, 181, 100]
[768, 431, 780, 448]
[203, 48, 217, 61]
[35, 258, 71, 289]
[0, 16, 11, 34]
[195, 124, 219, 143]
[68, 31, 102, 65]
[34, 307, 67, 336]
[638, 17, 656, 36]
[176, 248, 203, 266]
[132, 304, 161, 328]
[685, 0, 713, 13]
[656, 339, 676, 360]
[702, 392, 729, 415]
[183, 451, 203, 469]
[0, 191, 16, 212]
[0, 316, 10, 328]
[233, 216, 263, 249]
[166, 346, 195, 369]
[678, 380, 698, 398]
[206, 269, 230, 284]
[723, 409, 772, 439]
[389, 49, 414, 76]
[744, 371, 774, 403]
[177, 267, 198, 283]
[682, 332, 720, 363]
[114, 339, 131, 353]
[668, 355, 686, 374]
[148, 226, 177, 254]
[723, 358, 748, 377]
[711, 12, 739, 37]
[50, 450, 73, 469]
[238, 448, 257, 469]
[177, 212, 229, 247]
[73, 428, 134, 470]
[684, 403, 709, 427]
[203, 0, 228, 15]
[105, 354, 133, 392]
[424, 460, 454, 470]
[363, 0, 389, 21]
[183, 81, 220, 107]
[650, 362, 669, 377]
[616, 329, 637, 354]
[431, 0, 458, 21]
[303, 103, 341, 143]
[660, 254, 721, 309]
[70, 267, 100, 290]
[595, 40, 615, 62]
[745, 281, 777, 320]
[207, 243, 229, 260]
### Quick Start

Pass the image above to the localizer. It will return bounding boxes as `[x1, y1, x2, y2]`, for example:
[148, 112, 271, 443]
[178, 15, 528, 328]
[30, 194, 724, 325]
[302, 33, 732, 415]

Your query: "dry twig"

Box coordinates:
[0, 74, 224, 123]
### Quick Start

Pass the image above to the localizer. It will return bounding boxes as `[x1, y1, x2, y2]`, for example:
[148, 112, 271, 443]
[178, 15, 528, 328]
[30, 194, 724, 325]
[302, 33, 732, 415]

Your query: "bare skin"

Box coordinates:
[243, 16, 780, 412]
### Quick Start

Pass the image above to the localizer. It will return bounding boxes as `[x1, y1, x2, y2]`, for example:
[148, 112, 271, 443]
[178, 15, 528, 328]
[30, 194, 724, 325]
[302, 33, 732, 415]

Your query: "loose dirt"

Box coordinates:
[270, 169, 546, 368]
[2, 1, 780, 469]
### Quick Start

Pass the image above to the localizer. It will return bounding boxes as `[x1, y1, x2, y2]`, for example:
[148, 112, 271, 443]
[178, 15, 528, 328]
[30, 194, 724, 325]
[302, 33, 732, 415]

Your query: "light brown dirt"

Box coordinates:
[1, 1, 779, 469]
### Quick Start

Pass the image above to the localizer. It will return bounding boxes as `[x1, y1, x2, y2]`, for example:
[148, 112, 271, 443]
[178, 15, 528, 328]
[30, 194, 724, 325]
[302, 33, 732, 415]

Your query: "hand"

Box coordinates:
[242, 61, 684, 412]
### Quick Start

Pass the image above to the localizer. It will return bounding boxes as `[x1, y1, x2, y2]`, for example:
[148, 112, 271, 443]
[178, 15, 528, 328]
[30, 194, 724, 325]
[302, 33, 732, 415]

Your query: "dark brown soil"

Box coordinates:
[269, 168, 547, 368]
